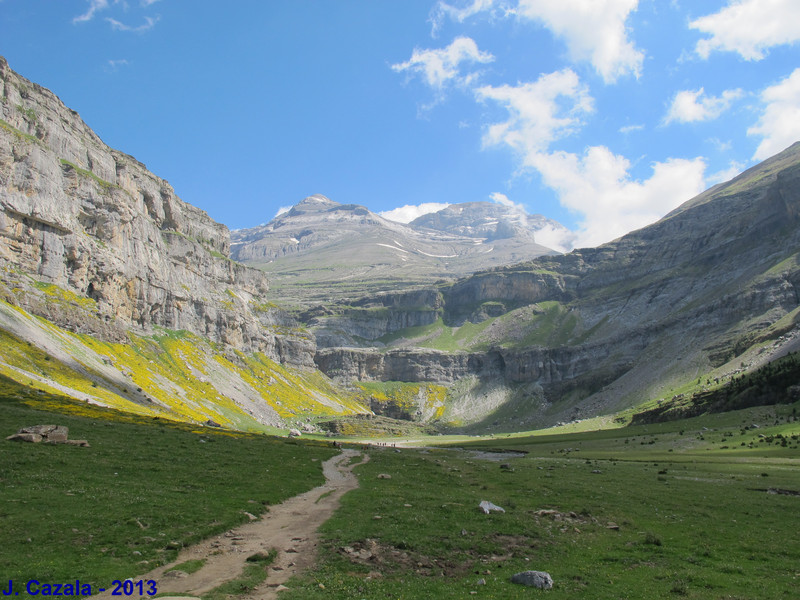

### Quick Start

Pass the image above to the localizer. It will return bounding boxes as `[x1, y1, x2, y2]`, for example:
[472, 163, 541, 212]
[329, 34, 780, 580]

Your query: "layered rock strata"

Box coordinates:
[0, 57, 312, 365]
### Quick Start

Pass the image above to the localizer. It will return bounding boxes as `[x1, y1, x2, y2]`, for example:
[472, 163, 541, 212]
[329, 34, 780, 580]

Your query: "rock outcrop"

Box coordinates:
[6, 425, 89, 446]
[0, 56, 312, 365]
[309, 143, 800, 423]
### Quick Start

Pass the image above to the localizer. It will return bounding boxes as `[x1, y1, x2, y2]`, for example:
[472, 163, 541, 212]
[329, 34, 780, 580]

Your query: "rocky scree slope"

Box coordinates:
[230, 195, 561, 307]
[309, 144, 800, 427]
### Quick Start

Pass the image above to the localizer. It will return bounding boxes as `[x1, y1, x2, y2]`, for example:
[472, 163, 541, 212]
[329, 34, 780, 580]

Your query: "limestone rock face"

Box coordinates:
[309, 143, 800, 424]
[0, 57, 312, 364]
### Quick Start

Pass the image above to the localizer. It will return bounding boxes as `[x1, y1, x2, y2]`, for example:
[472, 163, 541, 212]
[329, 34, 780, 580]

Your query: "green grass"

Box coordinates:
[378, 316, 497, 352]
[281, 404, 800, 599]
[59, 159, 117, 190]
[0, 117, 41, 145]
[0, 380, 335, 589]
[165, 558, 206, 575]
[4, 373, 799, 600]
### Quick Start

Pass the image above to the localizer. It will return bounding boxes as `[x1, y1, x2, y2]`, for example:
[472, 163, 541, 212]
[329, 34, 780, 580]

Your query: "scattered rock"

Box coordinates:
[43, 425, 69, 442]
[7, 433, 43, 443]
[511, 570, 553, 589]
[767, 488, 800, 497]
[606, 522, 620, 530]
[288, 429, 302, 437]
[163, 570, 188, 579]
[205, 419, 221, 428]
[377, 473, 392, 479]
[7, 425, 87, 446]
[479, 500, 505, 514]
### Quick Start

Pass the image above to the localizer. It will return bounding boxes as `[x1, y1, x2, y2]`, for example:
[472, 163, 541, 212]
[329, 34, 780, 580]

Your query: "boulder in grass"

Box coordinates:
[7, 425, 85, 446]
[6, 433, 43, 443]
[45, 425, 69, 442]
[20, 425, 58, 436]
[511, 570, 553, 589]
[63, 439, 90, 447]
[478, 500, 505, 514]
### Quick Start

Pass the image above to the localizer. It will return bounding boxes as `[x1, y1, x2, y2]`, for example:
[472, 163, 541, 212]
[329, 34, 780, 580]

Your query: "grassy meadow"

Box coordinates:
[0, 377, 335, 588]
[284, 404, 800, 599]
[1, 376, 798, 599]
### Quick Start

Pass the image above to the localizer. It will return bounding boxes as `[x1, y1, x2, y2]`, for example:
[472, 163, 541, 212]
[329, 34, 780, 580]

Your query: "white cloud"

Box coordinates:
[530, 223, 576, 253]
[428, 0, 644, 81]
[475, 69, 707, 247]
[432, 0, 497, 34]
[105, 59, 131, 71]
[73, 0, 161, 31]
[489, 192, 529, 225]
[391, 37, 494, 91]
[512, 0, 643, 83]
[489, 191, 517, 208]
[438, 0, 496, 22]
[380, 202, 452, 224]
[748, 68, 800, 160]
[107, 15, 159, 32]
[531, 148, 707, 247]
[73, 0, 109, 23]
[274, 205, 292, 219]
[490, 192, 576, 252]
[706, 160, 746, 186]
[619, 123, 644, 134]
[476, 69, 594, 161]
[664, 87, 743, 124]
[690, 0, 800, 60]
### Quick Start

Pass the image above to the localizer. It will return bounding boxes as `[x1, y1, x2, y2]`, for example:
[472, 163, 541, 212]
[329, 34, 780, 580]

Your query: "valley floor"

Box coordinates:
[2, 386, 798, 600]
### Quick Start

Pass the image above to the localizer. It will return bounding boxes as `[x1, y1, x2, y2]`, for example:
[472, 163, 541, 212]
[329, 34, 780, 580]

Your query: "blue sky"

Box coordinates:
[1, 1, 799, 250]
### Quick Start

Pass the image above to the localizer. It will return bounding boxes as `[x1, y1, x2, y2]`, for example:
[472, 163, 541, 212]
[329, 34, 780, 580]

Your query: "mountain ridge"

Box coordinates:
[2, 55, 800, 433]
[230, 194, 563, 307]
[305, 142, 800, 427]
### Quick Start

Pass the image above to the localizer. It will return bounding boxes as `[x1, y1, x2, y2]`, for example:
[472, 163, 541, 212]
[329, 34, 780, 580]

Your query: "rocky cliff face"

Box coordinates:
[309, 144, 800, 424]
[0, 56, 313, 365]
[3, 56, 800, 432]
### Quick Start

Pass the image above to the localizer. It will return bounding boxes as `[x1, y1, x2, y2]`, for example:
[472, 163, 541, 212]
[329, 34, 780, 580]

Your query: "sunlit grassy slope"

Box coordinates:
[0, 299, 368, 432]
[0, 380, 336, 587]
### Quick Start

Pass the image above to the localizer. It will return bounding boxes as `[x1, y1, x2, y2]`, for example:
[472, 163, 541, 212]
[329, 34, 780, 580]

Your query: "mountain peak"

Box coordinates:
[288, 194, 339, 215]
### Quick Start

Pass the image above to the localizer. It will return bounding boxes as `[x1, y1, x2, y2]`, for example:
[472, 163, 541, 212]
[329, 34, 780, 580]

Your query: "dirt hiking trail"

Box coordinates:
[94, 449, 368, 600]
